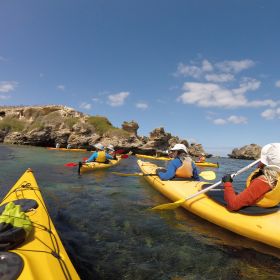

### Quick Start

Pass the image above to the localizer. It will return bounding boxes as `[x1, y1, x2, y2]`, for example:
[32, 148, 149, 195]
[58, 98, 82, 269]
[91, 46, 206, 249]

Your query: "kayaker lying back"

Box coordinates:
[222, 143, 280, 211]
[86, 143, 113, 163]
[156, 144, 200, 181]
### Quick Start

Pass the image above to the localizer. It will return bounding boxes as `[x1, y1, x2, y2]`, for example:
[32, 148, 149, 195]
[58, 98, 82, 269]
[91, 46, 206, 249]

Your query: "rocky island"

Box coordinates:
[0, 105, 208, 157]
[0, 105, 263, 159]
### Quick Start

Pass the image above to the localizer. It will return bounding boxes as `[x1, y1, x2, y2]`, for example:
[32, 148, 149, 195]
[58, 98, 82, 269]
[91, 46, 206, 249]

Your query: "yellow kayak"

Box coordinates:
[137, 160, 280, 249]
[47, 147, 87, 152]
[79, 157, 122, 173]
[135, 154, 219, 168]
[0, 169, 80, 280]
[195, 162, 219, 168]
[135, 154, 171, 161]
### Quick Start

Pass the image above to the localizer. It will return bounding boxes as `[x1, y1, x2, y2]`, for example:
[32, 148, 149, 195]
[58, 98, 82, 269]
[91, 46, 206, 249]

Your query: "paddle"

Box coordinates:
[111, 170, 216, 180]
[64, 162, 78, 167]
[152, 159, 260, 210]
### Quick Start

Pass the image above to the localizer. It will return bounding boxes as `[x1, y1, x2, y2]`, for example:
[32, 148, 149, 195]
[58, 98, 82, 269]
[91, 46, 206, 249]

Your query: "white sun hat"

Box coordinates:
[260, 143, 280, 167]
[107, 144, 115, 151]
[94, 143, 105, 151]
[170, 144, 188, 153]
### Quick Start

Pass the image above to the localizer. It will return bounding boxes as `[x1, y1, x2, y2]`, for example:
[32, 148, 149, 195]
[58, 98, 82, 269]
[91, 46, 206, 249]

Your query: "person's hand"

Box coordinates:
[222, 174, 233, 183]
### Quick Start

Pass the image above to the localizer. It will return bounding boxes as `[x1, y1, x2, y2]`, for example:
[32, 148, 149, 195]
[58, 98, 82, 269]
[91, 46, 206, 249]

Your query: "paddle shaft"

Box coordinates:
[183, 159, 260, 202]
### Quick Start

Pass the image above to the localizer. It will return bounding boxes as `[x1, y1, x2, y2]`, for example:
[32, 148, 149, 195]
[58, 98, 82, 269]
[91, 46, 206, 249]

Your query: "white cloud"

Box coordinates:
[57, 85, 65, 91]
[0, 81, 18, 93]
[175, 59, 255, 80]
[232, 77, 260, 94]
[79, 102, 91, 110]
[216, 59, 255, 73]
[202, 59, 213, 72]
[212, 115, 247, 125]
[261, 108, 280, 120]
[0, 56, 7, 62]
[275, 80, 280, 88]
[213, 118, 227, 125]
[227, 115, 247, 124]
[136, 102, 148, 109]
[205, 73, 234, 83]
[92, 97, 101, 103]
[107, 91, 129, 107]
[39, 73, 44, 78]
[0, 94, 10, 100]
[175, 63, 203, 78]
[177, 81, 274, 109]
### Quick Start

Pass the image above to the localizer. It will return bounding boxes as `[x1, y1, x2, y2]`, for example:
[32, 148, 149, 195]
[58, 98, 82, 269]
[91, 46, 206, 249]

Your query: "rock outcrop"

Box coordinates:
[228, 144, 261, 160]
[0, 105, 207, 156]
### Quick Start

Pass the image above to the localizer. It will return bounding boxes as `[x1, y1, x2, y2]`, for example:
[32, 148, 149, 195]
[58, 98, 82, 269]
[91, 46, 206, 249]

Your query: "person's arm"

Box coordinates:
[191, 162, 200, 181]
[105, 153, 114, 160]
[86, 152, 97, 162]
[223, 177, 271, 211]
[158, 159, 180, 180]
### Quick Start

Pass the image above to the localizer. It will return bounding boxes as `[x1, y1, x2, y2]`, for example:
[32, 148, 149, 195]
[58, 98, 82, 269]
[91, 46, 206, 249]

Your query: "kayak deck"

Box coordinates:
[135, 154, 219, 168]
[0, 169, 80, 280]
[137, 160, 280, 249]
[79, 157, 122, 173]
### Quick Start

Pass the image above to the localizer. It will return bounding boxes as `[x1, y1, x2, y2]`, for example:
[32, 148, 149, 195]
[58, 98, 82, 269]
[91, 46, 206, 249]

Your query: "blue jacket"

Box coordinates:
[158, 158, 200, 181]
[86, 152, 113, 163]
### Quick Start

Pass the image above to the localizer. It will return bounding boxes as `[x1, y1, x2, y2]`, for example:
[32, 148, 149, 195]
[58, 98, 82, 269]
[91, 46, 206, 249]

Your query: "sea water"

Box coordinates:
[1, 144, 280, 280]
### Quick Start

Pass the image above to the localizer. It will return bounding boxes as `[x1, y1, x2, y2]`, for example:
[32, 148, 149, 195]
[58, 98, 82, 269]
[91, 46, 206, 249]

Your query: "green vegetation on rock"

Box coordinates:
[87, 116, 129, 137]
[0, 117, 26, 132]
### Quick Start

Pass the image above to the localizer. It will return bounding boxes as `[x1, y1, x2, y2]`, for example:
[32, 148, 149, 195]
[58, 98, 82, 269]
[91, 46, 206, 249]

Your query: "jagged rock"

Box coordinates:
[228, 144, 261, 159]
[121, 121, 139, 137]
[188, 143, 208, 157]
[142, 127, 172, 151]
[4, 132, 28, 144]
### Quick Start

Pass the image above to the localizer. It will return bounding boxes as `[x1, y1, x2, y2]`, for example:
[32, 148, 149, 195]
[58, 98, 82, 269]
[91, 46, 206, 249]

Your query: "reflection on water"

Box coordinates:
[1, 144, 280, 279]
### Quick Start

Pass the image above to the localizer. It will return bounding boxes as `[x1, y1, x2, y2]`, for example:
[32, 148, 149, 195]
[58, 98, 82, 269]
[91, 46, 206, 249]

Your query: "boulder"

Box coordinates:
[228, 144, 261, 159]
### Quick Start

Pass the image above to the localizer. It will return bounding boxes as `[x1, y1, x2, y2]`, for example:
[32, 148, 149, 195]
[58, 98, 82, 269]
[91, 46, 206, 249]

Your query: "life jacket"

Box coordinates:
[175, 158, 193, 178]
[246, 168, 280, 207]
[95, 151, 106, 163]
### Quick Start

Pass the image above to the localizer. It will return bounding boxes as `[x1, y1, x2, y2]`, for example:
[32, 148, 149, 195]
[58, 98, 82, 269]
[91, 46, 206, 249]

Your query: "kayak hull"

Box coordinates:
[135, 154, 219, 168]
[80, 157, 121, 173]
[47, 147, 87, 152]
[137, 160, 280, 249]
[0, 169, 80, 280]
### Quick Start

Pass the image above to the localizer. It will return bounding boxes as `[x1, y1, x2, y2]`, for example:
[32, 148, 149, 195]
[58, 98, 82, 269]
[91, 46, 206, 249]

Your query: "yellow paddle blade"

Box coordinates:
[111, 172, 143, 177]
[199, 171, 216, 180]
[152, 198, 185, 210]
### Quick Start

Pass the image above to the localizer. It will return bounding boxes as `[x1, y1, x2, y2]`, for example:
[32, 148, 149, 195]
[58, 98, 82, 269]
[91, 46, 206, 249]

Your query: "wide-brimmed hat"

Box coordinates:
[107, 144, 115, 151]
[170, 144, 188, 154]
[94, 143, 104, 151]
[260, 143, 280, 167]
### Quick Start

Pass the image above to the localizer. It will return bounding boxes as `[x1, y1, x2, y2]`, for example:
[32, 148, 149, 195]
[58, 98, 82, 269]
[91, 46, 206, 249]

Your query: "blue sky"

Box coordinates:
[0, 1, 280, 156]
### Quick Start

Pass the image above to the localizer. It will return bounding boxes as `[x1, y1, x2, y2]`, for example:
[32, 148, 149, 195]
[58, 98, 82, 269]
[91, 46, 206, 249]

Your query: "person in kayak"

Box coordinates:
[156, 143, 200, 181]
[197, 153, 206, 163]
[86, 143, 113, 163]
[106, 144, 117, 160]
[222, 143, 280, 211]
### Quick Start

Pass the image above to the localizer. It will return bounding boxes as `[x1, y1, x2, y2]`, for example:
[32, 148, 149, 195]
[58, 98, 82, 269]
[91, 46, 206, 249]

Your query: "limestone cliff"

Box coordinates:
[0, 105, 206, 156]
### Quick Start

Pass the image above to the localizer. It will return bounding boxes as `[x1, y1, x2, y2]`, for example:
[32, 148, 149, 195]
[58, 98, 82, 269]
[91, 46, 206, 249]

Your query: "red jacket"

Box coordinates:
[224, 177, 271, 211]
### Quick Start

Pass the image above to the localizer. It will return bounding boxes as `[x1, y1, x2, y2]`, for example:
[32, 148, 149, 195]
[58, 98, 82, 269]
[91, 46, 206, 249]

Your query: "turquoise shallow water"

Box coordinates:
[1, 143, 280, 279]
